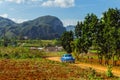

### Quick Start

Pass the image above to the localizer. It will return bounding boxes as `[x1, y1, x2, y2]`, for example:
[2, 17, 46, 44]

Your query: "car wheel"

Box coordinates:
[72, 61, 75, 63]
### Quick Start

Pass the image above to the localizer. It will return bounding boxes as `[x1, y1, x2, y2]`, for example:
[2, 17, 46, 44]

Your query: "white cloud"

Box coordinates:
[62, 19, 78, 26]
[11, 18, 28, 23]
[0, 13, 8, 18]
[0, 0, 3, 4]
[0, 0, 75, 8]
[31, 0, 42, 1]
[0, 0, 42, 4]
[5, 0, 25, 4]
[0, 13, 27, 23]
[41, 0, 75, 8]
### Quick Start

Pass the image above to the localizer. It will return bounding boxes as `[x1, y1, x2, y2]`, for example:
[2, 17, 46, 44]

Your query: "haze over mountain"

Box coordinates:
[0, 15, 66, 39]
[66, 25, 75, 32]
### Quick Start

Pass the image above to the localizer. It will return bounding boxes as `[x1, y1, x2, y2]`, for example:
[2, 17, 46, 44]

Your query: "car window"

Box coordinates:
[65, 54, 72, 57]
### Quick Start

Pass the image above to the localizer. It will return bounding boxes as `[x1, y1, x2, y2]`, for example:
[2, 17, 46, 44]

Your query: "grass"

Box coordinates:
[19, 40, 57, 47]
[45, 51, 65, 57]
[0, 47, 45, 59]
[89, 49, 98, 53]
[0, 46, 65, 59]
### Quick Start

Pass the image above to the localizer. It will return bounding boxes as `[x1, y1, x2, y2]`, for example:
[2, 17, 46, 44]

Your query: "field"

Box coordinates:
[0, 58, 119, 80]
[0, 40, 119, 80]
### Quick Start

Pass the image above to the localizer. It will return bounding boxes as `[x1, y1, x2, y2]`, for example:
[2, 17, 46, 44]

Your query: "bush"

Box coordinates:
[0, 47, 45, 59]
[88, 67, 96, 79]
[106, 65, 113, 77]
[3, 54, 10, 59]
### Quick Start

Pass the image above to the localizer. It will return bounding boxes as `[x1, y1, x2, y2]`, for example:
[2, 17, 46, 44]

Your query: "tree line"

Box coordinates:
[61, 8, 120, 66]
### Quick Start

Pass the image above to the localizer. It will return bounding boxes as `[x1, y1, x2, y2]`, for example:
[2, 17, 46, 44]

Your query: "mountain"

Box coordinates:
[0, 17, 16, 28]
[0, 17, 18, 38]
[0, 15, 66, 39]
[19, 15, 66, 39]
[66, 25, 75, 32]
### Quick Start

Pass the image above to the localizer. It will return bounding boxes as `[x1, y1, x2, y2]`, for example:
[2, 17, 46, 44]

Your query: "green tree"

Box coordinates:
[60, 31, 74, 53]
[93, 8, 120, 65]
[75, 22, 83, 38]
[100, 8, 120, 65]
[74, 13, 98, 60]
[72, 8, 120, 66]
[84, 13, 99, 44]
[71, 39, 83, 60]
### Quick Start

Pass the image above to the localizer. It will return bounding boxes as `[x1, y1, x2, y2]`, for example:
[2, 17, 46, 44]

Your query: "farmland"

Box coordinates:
[0, 45, 119, 80]
[0, 58, 118, 80]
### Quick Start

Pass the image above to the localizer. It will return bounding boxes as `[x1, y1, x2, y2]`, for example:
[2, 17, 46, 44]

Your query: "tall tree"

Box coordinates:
[71, 8, 120, 66]
[60, 31, 74, 53]
[75, 22, 83, 38]
[74, 13, 99, 59]
[99, 8, 120, 65]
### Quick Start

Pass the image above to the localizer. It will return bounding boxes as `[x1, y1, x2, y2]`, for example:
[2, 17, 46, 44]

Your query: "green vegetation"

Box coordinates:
[45, 51, 65, 57]
[0, 8, 120, 79]
[0, 39, 118, 79]
[60, 31, 74, 53]
[0, 39, 64, 59]
[95, 8, 120, 65]
[88, 67, 97, 80]
[106, 65, 113, 77]
[89, 49, 98, 53]
[0, 47, 45, 59]
[0, 39, 61, 47]
[60, 8, 120, 66]
[0, 15, 66, 39]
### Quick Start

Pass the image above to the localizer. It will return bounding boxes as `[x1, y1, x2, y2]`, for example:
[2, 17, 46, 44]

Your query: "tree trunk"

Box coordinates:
[105, 59, 109, 65]
[98, 55, 102, 64]
[112, 54, 115, 66]
[105, 55, 109, 65]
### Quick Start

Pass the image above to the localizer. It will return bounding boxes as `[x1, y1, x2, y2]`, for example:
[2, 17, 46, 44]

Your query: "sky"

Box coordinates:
[0, 0, 120, 26]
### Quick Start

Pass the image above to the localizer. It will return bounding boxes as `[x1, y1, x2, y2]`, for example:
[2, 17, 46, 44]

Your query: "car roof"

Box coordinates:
[63, 54, 72, 56]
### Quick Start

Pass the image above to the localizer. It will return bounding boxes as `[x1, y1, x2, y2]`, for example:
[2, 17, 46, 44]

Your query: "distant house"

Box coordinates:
[30, 47, 38, 50]
[45, 46, 63, 52]
[30, 46, 63, 52]
[30, 47, 44, 50]
[57, 46, 63, 51]
[38, 47, 44, 50]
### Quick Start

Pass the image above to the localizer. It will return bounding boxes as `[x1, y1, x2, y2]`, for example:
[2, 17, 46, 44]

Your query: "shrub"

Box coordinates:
[0, 47, 46, 59]
[106, 65, 113, 77]
[3, 54, 10, 59]
[88, 67, 96, 79]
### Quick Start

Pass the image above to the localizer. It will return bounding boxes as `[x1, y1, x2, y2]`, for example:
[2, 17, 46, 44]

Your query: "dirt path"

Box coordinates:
[46, 57, 120, 77]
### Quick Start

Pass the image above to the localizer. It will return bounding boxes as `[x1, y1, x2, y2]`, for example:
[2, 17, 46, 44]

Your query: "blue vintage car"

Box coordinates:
[61, 54, 75, 63]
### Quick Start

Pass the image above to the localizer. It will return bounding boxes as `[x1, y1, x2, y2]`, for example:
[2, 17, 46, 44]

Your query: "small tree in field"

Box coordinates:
[60, 31, 74, 53]
[71, 39, 82, 60]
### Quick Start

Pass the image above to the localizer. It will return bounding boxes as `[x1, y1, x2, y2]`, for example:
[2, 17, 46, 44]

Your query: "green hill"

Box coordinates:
[0, 15, 66, 39]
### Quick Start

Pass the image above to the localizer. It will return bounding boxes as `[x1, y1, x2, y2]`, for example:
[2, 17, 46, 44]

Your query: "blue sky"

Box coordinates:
[0, 0, 120, 26]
